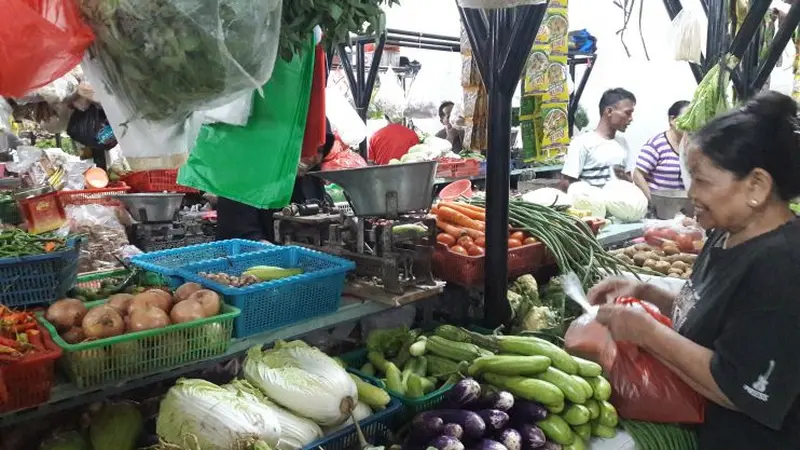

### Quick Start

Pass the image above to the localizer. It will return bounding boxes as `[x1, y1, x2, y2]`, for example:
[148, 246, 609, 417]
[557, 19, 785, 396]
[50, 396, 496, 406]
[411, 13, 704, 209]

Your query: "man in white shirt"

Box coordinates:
[561, 88, 636, 189]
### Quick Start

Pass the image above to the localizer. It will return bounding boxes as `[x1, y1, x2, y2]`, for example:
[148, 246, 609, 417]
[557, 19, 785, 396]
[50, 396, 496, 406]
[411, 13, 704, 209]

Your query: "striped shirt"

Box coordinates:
[562, 131, 634, 188]
[636, 132, 684, 191]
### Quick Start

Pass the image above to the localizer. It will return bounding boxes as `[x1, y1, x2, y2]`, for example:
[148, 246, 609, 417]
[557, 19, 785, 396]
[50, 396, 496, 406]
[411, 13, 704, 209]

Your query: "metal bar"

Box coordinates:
[569, 54, 597, 133]
[337, 44, 359, 105]
[385, 36, 461, 51]
[459, 3, 548, 328]
[387, 28, 462, 43]
[751, 1, 800, 92]
[386, 41, 460, 52]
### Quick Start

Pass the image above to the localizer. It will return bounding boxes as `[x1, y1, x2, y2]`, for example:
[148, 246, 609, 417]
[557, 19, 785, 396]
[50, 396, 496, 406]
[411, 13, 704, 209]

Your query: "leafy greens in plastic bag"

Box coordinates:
[77, 0, 282, 123]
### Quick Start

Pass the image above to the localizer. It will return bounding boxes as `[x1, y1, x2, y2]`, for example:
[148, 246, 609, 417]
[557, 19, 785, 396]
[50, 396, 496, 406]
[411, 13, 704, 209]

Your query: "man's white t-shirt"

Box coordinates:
[561, 131, 635, 187]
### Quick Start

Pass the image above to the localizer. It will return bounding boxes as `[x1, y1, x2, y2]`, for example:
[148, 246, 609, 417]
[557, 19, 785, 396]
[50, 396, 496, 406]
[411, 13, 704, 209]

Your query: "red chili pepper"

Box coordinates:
[25, 329, 44, 352]
[0, 336, 20, 349]
[9, 321, 38, 333]
[0, 344, 18, 354]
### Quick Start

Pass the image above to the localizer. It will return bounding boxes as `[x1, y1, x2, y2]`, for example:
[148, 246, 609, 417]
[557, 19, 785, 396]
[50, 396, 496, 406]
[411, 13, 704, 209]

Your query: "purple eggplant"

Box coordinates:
[444, 378, 482, 408]
[480, 390, 515, 412]
[428, 436, 465, 450]
[473, 439, 508, 450]
[519, 424, 546, 450]
[413, 410, 487, 440]
[443, 423, 464, 440]
[408, 416, 445, 444]
[496, 429, 522, 450]
[539, 443, 562, 450]
[511, 400, 548, 423]
[476, 409, 510, 431]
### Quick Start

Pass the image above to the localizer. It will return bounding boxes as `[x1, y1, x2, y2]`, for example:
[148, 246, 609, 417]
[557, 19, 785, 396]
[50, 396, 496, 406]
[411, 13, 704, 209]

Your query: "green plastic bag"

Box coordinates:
[178, 36, 315, 209]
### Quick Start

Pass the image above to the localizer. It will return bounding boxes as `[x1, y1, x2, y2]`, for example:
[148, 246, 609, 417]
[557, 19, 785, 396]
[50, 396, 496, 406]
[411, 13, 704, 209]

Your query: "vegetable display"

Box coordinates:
[610, 243, 698, 279]
[198, 266, 304, 287]
[0, 229, 65, 257]
[0, 306, 50, 361]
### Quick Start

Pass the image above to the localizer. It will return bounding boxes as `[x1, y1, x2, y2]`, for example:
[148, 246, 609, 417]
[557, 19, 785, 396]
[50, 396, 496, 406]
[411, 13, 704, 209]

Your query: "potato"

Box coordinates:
[624, 246, 638, 257]
[654, 261, 672, 274]
[668, 268, 684, 276]
[678, 253, 697, 264]
[668, 273, 682, 278]
[634, 243, 651, 252]
[651, 248, 665, 257]
[671, 261, 689, 271]
[633, 252, 649, 266]
[643, 259, 658, 269]
[663, 245, 680, 256]
[609, 249, 624, 256]
[681, 272, 692, 279]
[618, 254, 634, 265]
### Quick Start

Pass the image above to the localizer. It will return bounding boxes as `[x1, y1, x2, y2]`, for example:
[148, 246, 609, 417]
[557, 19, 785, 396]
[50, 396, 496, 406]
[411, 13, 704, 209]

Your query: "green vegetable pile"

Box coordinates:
[0, 229, 65, 257]
[280, 0, 400, 61]
[78, 0, 282, 122]
[622, 420, 698, 450]
[674, 54, 739, 132]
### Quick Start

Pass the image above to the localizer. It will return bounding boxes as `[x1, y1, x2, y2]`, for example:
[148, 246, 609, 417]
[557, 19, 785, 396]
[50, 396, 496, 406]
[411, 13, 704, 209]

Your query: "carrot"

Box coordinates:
[44, 241, 57, 252]
[452, 201, 486, 213]
[440, 202, 486, 221]
[436, 219, 484, 241]
[437, 206, 485, 232]
[26, 329, 44, 352]
[0, 337, 19, 349]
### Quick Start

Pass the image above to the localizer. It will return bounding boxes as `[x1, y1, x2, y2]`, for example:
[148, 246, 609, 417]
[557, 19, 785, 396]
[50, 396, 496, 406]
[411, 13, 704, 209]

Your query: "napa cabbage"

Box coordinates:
[521, 188, 572, 208]
[602, 180, 648, 222]
[156, 378, 281, 450]
[567, 182, 606, 218]
[243, 341, 358, 427]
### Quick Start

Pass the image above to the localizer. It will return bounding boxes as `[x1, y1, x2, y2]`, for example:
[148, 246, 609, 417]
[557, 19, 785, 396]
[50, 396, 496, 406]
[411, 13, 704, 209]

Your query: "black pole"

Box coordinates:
[750, 1, 800, 93]
[459, 3, 548, 328]
[568, 54, 596, 135]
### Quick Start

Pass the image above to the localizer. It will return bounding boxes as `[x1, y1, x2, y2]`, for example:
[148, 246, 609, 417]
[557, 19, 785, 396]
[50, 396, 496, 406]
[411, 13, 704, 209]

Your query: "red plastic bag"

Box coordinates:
[321, 136, 368, 171]
[565, 297, 705, 423]
[0, 0, 94, 97]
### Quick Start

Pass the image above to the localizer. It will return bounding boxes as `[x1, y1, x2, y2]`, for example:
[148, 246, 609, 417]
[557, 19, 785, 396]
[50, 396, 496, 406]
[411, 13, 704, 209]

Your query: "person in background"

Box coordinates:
[633, 100, 691, 200]
[216, 120, 335, 242]
[588, 91, 800, 449]
[560, 88, 636, 189]
[436, 101, 463, 153]
[368, 119, 420, 165]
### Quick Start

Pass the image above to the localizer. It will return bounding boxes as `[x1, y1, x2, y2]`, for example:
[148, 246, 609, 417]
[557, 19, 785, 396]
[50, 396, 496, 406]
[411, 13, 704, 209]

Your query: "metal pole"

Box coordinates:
[751, 1, 800, 92]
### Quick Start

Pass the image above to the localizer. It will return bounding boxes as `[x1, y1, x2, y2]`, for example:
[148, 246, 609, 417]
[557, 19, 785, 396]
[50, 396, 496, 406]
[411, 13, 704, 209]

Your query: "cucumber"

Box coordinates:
[420, 376, 436, 393]
[536, 415, 575, 445]
[584, 399, 600, 420]
[349, 374, 391, 408]
[483, 373, 564, 406]
[426, 336, 492, 363]
[564, 432, 588, 450]
[497, 336, 578, 374]
[467, 355, 551, 377]
[598, 400, 619, 428]
[586, 376, 612, 401]
[360, 362, 376, 377]
[572, 356, 603, 377]
[415, 356, 428, 377]
[406, 374, 425, 398]
[427, 355, 462, 378]
[536, 367, 587, 404]
[591, 421, 617, 439]
[546, 402, 565, 414]
[367, 350, 390, 373]
[562, 404, 591, 426]
[385, 362, 405, 395]
[409, 338, 427, 357]
[572, 375, 594, 399]
[572, 422, 591, 441]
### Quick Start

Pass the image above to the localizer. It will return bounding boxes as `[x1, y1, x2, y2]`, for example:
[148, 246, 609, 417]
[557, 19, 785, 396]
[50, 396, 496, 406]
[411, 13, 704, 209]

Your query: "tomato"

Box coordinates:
[675, 234, 694, 253]
[658, 228, 678, 241]
[523, 237, 539, 245]
[508, 238, 523, 249]
[643, 228, 663, 246]
[474, 236, 486, 248]
[450, 245, 468, 255]
[457, 236, 474, 248]
[436, 233, 456, 247]
[467, 245, 484, 256]
[509, 231, 526, 241]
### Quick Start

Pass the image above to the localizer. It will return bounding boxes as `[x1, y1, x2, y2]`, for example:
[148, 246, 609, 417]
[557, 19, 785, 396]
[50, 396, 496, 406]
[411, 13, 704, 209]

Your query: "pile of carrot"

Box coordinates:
[431, 201, 538, 257]
[0, 305, 48, 363]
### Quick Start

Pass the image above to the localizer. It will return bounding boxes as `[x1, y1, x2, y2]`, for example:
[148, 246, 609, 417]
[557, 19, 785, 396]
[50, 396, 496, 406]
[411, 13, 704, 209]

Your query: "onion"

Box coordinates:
[62, 326, 86, 344]
[175, 282, 203, 302]
[46, 298, 88, 332]
[188, 289, 221, 317]
[169, 300, 206, 324]
[81, 306, 125, 339]
[129, 290, 173, 315]
[127, 306, 171, 332]
[106, 294, 134, 316]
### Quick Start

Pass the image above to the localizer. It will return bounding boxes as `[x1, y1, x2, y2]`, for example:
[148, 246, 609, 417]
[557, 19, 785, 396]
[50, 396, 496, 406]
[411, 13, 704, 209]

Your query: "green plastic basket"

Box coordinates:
[340, 348, 453, 417]
[38, 301, 240, 388]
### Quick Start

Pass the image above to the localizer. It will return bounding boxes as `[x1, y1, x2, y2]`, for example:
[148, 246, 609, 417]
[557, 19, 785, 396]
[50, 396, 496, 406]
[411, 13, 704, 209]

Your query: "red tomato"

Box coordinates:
[457, 236, 474, 248]
[508, 238, 523, 249]
[658, 228, 678, 241]
[523, 237, 539, 245]
[436, 233, 456, 247]
[510, 231, 526, 241]
[450, 245, 468, 255]
[643, 228, 663, 246]
[467, 245, 484, 256]
[675, 234, 694, 253]
[474, 236, 486, 248]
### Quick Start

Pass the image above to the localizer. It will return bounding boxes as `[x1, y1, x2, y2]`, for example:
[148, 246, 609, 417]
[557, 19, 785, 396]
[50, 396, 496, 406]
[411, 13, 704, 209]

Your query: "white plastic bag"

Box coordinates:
[65, 203, 131, 273]
[326, 86, 367, 148]
[670, 8, 705, 64]
[372, 68, 406, 123]
[0, 98, 11, 133]
[404, 69, 441, 119]
[198, 90, 254, 126]
[457, 0, 546, 8]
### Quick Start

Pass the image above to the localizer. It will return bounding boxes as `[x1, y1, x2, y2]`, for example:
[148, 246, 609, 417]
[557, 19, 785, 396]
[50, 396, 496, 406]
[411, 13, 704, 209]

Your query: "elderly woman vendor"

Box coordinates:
[588, 91, 800, 449]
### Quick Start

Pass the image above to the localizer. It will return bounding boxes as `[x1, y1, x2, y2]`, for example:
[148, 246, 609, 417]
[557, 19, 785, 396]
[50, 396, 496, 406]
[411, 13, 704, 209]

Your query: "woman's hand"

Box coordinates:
[596, 304, 658, 346]
[587, 277, 644, 305]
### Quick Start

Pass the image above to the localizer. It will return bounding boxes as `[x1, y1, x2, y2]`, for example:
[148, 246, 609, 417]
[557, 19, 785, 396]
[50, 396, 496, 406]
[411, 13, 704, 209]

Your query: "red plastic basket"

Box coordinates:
[436, 159, 481, 179]
[57, 185, 130, 207]
[432, 241, 545, 287]
[122, 170, 199, 193]
[0, 326, 62, 413]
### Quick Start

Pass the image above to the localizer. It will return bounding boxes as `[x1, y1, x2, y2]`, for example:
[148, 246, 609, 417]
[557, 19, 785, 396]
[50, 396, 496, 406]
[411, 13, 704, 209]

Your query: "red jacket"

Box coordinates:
[369, 124, 420, 165]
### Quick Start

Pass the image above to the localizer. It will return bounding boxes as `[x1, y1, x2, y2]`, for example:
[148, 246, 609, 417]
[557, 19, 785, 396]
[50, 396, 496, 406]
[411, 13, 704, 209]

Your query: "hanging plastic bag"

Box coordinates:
[327, 86, 367, 148]
[670, 8, 705, 64]
[0, 0, 94, 97]
[404, 69, 442, 119]
[178, 36, 316, 209]
[76, 0, 282, 124]
[0, 99, 11, 133]
[565, 297, 705, 424]
[321, 137, 368, 171]
[198, 91, 255, 127]
[373, 69, 406, 123]
[67, 104, 117, 151]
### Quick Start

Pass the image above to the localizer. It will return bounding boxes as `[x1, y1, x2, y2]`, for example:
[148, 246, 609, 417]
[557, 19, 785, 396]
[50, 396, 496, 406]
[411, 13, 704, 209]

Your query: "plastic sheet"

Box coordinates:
[77, 0, 282, 123]
[0, 0, 94, 97]
[65, 204, 130, 273]
[372, 69, 406, 123]
[327, 86, 367, 148]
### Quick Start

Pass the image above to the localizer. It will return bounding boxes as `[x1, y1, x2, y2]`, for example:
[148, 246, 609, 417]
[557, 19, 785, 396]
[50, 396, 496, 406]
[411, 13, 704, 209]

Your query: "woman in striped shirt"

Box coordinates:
[633, 100, 690, 200]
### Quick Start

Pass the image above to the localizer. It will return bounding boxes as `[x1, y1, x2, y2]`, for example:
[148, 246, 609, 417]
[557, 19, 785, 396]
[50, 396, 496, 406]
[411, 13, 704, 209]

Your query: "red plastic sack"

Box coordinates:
[321, 136, 368, 171]
[565, 297, 705, 424]
[0, 0, 94, 97]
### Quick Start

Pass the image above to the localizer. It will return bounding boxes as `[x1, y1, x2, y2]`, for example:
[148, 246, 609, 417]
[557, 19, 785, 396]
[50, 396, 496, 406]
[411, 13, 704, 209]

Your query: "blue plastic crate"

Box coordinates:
[130, 239, 273, 287]
[177, 246, 355, 338]
[0, 239, 79, 307]
[302, 373, 400, 450]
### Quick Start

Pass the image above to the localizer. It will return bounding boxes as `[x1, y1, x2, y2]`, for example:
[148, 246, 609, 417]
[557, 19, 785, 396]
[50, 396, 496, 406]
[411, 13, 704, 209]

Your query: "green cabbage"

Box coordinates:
[602, 180, 648, 223]
[243, 341, 358, 427]
[156, 379, 281, 450]
[89, 403, 142, 450]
